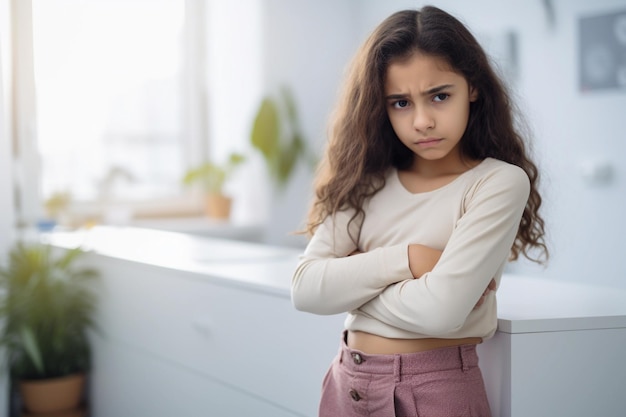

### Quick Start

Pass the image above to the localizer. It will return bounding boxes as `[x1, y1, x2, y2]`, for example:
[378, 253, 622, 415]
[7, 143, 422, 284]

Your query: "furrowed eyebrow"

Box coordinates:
[423, 84, 454, 95]
[385, 93, 409, 101]
[385, 84, 454, 100]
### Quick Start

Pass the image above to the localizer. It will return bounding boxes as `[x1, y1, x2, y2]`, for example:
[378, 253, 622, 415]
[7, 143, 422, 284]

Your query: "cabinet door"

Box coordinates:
[509, 328, 626, 417]
[89, 255, 344, 416]
[90, 336, 300, 417]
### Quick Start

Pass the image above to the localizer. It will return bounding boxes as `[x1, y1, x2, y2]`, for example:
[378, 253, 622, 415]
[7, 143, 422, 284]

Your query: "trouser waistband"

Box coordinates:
[339, 331, 479, 377]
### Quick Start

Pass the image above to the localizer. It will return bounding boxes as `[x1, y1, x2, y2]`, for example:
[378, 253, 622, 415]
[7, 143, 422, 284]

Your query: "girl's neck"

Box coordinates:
[409, 152, 478, 179]
[398, 154, 482, 194]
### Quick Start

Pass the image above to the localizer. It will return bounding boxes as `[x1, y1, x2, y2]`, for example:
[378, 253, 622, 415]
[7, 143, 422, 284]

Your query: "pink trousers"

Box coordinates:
[318, 333, 492, 417]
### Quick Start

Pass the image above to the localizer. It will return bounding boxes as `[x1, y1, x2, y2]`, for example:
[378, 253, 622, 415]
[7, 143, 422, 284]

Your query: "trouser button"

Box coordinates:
[349, 389, 361, 401]
[352, 353, 363, 364]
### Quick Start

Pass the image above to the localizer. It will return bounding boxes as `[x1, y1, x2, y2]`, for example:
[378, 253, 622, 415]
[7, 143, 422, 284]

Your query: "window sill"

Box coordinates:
[129, 216, 266, 244]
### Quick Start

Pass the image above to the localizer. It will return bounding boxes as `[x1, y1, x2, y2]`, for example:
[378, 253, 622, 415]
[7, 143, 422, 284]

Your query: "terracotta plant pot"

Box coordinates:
[22, 407, 87, 417]
[19, 373, 85, 414]
[206, 193, 232, 219]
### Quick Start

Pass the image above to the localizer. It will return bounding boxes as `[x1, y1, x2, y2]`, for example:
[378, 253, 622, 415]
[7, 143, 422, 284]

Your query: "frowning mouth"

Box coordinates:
[415, 138, 443, 147]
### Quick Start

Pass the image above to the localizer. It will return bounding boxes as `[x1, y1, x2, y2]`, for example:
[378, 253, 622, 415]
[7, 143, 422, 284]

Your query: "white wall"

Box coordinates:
[258, 0, 626, 288]
[514, 0, 626, 289]
[259, 0, 361, 246]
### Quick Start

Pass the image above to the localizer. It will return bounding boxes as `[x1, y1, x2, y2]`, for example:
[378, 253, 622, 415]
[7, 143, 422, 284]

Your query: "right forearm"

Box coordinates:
[292, 244, 412, 315]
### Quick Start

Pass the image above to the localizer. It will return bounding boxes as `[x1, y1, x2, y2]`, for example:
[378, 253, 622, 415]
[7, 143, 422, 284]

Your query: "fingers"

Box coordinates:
[473, 295, 486, 310]
[474, 278, 497, 310]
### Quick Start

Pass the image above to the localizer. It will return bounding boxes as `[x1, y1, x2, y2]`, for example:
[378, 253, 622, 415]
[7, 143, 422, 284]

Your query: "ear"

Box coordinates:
[469, 86, 478, 102]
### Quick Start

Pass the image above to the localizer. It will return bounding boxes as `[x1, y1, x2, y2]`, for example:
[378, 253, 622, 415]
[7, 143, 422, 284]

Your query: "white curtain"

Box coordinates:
[0, 4, 14, 259]
[0, 6, 11, 414]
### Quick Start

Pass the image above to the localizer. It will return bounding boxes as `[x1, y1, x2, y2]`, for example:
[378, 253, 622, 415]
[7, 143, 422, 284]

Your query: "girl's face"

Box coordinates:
[384, 52, 477, 170]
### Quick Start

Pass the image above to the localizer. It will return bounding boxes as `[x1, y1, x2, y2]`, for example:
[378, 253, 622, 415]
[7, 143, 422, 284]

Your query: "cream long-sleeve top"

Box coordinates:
[292, 158, 530, 340]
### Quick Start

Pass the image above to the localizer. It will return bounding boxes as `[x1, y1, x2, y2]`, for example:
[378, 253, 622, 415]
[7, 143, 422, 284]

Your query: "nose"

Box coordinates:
[412, 107, 434, 132]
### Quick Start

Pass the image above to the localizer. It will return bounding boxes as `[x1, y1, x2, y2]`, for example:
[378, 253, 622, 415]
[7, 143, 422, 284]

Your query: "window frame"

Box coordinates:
[11, 0, 210, 226]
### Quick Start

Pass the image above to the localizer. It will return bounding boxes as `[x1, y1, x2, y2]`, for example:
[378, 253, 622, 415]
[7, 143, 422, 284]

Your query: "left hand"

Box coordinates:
[473, 278, 496, 310]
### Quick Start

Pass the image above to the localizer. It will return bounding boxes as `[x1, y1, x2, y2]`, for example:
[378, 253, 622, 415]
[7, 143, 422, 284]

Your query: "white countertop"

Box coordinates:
[43, 226, 626, 334]
[42, 226, 301, 296]
[496, 275, 626, 333]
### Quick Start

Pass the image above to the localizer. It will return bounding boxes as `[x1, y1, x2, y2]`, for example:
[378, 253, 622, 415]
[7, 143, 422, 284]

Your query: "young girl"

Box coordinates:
[292, 6, 548, 417]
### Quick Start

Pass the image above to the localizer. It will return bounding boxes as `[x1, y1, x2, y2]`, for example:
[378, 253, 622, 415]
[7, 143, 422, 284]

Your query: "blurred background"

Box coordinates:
[1, 0, 626, 289]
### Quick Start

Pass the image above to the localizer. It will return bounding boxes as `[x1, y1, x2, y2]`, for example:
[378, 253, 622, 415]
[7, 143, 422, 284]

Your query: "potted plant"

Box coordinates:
[182, 152, 246, 220]
[44, 191, 72, 222]
[0, 242, 99, 415]
[250, 86, 316, 190]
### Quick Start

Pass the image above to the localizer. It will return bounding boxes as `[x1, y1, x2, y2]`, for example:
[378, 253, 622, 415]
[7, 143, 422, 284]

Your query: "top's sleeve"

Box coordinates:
[358, 165, 530, 335]
[291, 209, 413, 315]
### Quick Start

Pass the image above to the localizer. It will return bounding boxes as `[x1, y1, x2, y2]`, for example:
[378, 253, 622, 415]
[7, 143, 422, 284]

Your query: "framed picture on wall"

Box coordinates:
[579, 9, 626, 92]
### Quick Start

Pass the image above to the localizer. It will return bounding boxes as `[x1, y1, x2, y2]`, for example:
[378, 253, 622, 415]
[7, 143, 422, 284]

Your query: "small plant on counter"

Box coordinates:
[182, 152, 246, 219]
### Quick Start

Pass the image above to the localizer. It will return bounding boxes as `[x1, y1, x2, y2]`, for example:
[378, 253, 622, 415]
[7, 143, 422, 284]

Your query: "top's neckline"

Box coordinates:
[392, 158, 490, 196]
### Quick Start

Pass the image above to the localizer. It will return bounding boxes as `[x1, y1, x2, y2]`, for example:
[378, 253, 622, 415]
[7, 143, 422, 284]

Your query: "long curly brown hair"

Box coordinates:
[306, 6, 548, 263]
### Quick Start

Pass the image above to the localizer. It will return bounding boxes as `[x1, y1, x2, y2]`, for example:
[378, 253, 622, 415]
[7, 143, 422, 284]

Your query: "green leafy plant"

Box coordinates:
[44, 191, 72, 220]
[0, 243, 99, 380]
[250, 86, 316, 189]
[182, 153, 246, 195]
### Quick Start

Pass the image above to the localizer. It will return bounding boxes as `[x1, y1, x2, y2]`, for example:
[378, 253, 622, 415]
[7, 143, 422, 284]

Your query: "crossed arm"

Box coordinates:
[292, 229, 495, 316]
[351, 244, 495, 310]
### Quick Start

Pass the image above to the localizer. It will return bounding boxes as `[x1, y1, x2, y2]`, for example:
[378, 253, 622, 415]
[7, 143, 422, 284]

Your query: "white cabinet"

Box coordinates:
[91, 336, 299, 417]
[478, 277, 626, 417]
[73, 235, 344, 417]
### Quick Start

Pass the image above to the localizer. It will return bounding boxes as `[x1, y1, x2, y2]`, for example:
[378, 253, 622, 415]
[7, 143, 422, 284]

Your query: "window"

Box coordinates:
[19, 0, 208, 222]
